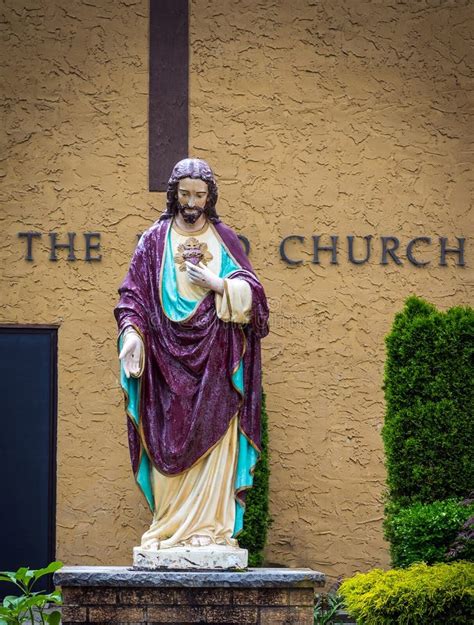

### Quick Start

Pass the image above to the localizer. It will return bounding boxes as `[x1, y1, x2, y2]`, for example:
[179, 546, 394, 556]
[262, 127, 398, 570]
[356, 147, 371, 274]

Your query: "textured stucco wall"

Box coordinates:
[1, 0, 472, 580]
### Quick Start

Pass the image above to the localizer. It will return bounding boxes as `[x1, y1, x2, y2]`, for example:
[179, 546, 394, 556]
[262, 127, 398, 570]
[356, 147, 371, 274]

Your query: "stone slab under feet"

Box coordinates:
[54, 565, 325, 587]
[133, 544, 248, 570]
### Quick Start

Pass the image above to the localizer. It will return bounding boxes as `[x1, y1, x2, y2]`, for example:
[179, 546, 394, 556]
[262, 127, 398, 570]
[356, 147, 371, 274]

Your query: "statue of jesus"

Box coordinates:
[114, 158, 269, 557]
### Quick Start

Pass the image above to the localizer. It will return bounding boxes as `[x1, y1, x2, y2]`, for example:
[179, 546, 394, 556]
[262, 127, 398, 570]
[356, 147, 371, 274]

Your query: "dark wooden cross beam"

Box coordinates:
[149, 0, 189, 192]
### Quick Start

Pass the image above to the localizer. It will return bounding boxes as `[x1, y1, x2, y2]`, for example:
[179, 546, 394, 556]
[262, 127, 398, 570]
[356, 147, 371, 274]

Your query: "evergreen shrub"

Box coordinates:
[239, 389, 270, 566]
[385, 498, 474, 568]
[382, 296, 474, 509]
[339, 561, 474, 625]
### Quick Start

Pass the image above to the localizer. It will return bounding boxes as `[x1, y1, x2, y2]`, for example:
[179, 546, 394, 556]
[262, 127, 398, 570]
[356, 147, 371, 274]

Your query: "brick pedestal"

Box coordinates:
[54, 566, 325, 625]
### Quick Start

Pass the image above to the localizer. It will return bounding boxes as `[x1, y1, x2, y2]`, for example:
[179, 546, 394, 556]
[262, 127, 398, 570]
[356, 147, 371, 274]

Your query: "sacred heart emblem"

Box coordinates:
[174, 237, 213, 272]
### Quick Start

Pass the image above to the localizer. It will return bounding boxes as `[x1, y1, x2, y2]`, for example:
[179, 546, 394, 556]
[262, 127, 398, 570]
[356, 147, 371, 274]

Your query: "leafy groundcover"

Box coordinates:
[339, 561, 474, 625]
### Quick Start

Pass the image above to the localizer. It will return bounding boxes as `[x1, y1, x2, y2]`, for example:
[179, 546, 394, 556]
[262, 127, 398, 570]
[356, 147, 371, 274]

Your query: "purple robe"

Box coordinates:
[114, 219, 269, 479]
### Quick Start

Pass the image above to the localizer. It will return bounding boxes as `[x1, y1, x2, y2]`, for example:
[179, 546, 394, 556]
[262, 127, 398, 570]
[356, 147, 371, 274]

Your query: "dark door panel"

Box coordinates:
[0, 326, 57, 596]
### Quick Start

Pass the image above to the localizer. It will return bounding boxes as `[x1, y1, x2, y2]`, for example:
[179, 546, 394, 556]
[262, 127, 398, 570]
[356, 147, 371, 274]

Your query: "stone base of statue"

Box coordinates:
[55, 566, 325, 625]
[133, 544, 248, 570]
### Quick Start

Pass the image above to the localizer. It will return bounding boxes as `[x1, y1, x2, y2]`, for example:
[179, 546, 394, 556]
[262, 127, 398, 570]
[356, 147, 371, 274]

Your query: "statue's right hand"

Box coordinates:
[119, 330, 144, 378]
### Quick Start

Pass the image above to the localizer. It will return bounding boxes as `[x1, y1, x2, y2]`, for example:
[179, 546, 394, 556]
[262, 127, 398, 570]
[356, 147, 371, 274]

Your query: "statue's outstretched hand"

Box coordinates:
[119, 330, 144, 378]
[185, 261, 224, 294]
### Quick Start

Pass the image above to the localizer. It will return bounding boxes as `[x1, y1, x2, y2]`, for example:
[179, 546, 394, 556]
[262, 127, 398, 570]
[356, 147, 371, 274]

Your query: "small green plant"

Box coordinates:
[314, 578, 345, 625]
[0, 562, 63, 625]
[314, 592, 345, 624]
[385, 498, 474, 567]
[339, 561, 474, 625]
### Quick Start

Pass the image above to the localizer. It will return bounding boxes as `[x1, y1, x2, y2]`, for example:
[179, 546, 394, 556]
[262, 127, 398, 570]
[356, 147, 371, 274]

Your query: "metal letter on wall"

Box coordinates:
[149, 0, 189, 191]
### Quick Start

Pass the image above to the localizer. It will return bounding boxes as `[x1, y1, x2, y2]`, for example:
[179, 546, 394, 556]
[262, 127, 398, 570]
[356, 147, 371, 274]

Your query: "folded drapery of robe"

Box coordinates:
[114, 217, 269, 543]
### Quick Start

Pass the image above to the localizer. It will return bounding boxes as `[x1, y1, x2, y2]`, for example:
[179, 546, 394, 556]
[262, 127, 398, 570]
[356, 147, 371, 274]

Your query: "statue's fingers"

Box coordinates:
[185, 261, 198, 272]
[119, 345, 129, 360]
[197, 262, 211, 276]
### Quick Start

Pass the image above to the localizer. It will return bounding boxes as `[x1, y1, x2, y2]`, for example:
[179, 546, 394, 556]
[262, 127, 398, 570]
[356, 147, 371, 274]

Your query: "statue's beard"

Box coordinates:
[178, 204, 205, 224]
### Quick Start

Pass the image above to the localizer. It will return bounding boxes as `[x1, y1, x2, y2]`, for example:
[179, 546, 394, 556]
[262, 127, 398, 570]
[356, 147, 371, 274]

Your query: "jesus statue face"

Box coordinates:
[176, 177, 209, 225]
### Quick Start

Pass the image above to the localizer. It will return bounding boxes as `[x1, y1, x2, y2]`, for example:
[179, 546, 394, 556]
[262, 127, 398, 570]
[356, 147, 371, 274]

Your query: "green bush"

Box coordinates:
[339, 561, 474, 625]
[385, 499, 474, 568]
[239, 389, 270, 566]
[382, 296, 474, 509]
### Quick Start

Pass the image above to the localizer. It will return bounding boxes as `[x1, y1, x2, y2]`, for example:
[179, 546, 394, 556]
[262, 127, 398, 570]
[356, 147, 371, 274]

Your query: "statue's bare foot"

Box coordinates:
[142, 539, 160, 551]
[189, 535, 212, 547]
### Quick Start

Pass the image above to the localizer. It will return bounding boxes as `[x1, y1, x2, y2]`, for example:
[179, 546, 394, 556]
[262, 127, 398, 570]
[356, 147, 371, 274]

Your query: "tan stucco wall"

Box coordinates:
[1, 0, 472, 580]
